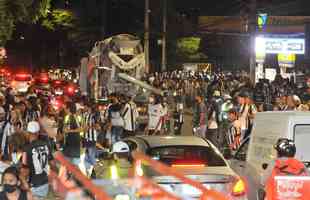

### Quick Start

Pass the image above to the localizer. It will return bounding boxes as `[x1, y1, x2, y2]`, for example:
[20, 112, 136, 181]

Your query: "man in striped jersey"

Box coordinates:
[227, 108, 241, 151]
[84, 103, 101, 177]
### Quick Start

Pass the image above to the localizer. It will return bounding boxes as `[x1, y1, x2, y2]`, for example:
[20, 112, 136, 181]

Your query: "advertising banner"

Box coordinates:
[278, 53, 296, 68]
[255, 37, 305, 55]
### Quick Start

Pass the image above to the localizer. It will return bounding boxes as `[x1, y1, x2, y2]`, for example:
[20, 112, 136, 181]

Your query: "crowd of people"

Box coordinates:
[0, 69, 309, 199]
[144, 70, 310, 152]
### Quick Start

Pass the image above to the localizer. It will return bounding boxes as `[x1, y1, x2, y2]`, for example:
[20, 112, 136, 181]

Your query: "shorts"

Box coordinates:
[31, 183, 49, 199]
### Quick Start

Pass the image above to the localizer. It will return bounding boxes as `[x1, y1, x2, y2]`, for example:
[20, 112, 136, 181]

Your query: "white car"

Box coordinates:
[123, 135, 248, 200]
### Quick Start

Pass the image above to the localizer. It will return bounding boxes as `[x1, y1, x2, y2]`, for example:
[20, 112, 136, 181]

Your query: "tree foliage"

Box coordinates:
[0, 0, 51, 45]
[41, 9, 75, 31]
[176, 37, 207, 61]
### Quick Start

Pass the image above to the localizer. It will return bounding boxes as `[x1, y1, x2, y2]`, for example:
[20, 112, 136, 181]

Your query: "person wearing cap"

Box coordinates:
[100, 141, 132, 180]
[21, 121, 54, 199]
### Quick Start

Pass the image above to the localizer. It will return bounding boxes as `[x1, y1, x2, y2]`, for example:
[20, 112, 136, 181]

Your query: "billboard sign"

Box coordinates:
[255, 37, 305, 55]
[278, 53, 296, 68]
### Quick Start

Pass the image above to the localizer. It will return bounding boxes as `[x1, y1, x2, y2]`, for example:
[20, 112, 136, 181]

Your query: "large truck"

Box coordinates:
[80, 34, 162, 101]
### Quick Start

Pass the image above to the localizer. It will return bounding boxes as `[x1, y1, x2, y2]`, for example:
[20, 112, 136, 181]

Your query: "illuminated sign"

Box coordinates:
[255, 37, 305, 54]
[258, 14, 268, 29]
[278, 53, 296, 68]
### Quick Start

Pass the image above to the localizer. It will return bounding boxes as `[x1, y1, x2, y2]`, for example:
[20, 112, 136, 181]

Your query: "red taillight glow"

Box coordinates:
[40, 76, 49, 82]
[55, 80, 61, 85]
[55, 100, 62, 109]
[67, 86, 74, 94]
[232, 178, 246, 196]
[15, 73, 31, 81]
[16, 73, 28, 78]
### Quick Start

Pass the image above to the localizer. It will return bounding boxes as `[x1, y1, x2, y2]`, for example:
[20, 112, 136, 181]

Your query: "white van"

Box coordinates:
[229, 111, 310, 200]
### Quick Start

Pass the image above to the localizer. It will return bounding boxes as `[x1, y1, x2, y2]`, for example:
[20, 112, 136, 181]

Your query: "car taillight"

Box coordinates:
[55, 100, 62, 109]
[232, 178, 246, 196]
[40, 76, 49, 82]
[15, 73, 31, 81]
[16, 73, 28, 78]
[67, 86, 74, 94]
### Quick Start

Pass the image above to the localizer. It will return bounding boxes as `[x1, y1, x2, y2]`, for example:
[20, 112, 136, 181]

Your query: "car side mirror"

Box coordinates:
[262, 163, 268, 170]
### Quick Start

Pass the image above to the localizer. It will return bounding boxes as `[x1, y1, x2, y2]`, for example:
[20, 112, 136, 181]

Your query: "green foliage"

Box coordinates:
[42, 9, 75, 31]
[176, 37, 207, 61]
[177, 37, 201, 54]
[0, 0, 51, 45]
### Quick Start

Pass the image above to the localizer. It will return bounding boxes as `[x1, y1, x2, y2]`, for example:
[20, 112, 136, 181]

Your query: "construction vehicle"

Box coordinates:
[79, 34, 162, 101]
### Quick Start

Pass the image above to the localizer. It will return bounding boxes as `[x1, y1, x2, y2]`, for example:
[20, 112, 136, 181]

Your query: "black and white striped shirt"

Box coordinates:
[25, 109, 39, 124]
[84, 112, 100, 146]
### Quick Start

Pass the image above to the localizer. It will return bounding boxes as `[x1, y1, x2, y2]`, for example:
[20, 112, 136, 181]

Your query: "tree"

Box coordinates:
[0, 0, 51, 45]
[41, 9, 75, 31]
[176, 37, 207, 62]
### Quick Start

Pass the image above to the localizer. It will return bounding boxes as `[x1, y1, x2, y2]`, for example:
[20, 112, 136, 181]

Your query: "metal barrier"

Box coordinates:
[132, 151, 229, 200]
[49, 151, 112, 200]
[49, 151, 230, 200]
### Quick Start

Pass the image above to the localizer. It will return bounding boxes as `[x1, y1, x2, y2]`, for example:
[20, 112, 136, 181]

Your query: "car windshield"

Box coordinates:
[148, 145, 226, 167]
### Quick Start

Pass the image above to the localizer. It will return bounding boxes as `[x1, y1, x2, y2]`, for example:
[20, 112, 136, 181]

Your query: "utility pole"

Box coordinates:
[161, 0, 167, 72]
[144, 0, 150, 73]
[249, 0, 257, 84]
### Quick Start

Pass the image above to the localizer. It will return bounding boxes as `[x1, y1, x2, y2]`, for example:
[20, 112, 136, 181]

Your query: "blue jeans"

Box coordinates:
[111, 126, 123, 144]
[84, 146, 97, 171]
[66, 157, 81, 167]
[31, 183, 49, 199]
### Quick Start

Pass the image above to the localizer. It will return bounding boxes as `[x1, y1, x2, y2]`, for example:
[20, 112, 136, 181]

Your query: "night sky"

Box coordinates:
[5, 0, 310, 70]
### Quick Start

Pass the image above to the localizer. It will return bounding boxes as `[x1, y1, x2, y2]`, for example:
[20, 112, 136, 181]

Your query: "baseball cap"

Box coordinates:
[27, 121, 40, 134]
[112, 141, 130, 153]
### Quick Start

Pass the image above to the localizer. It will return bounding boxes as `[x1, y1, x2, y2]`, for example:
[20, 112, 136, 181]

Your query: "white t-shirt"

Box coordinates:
[148, 104, 164, 131]
[123, 102, 139, 131]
